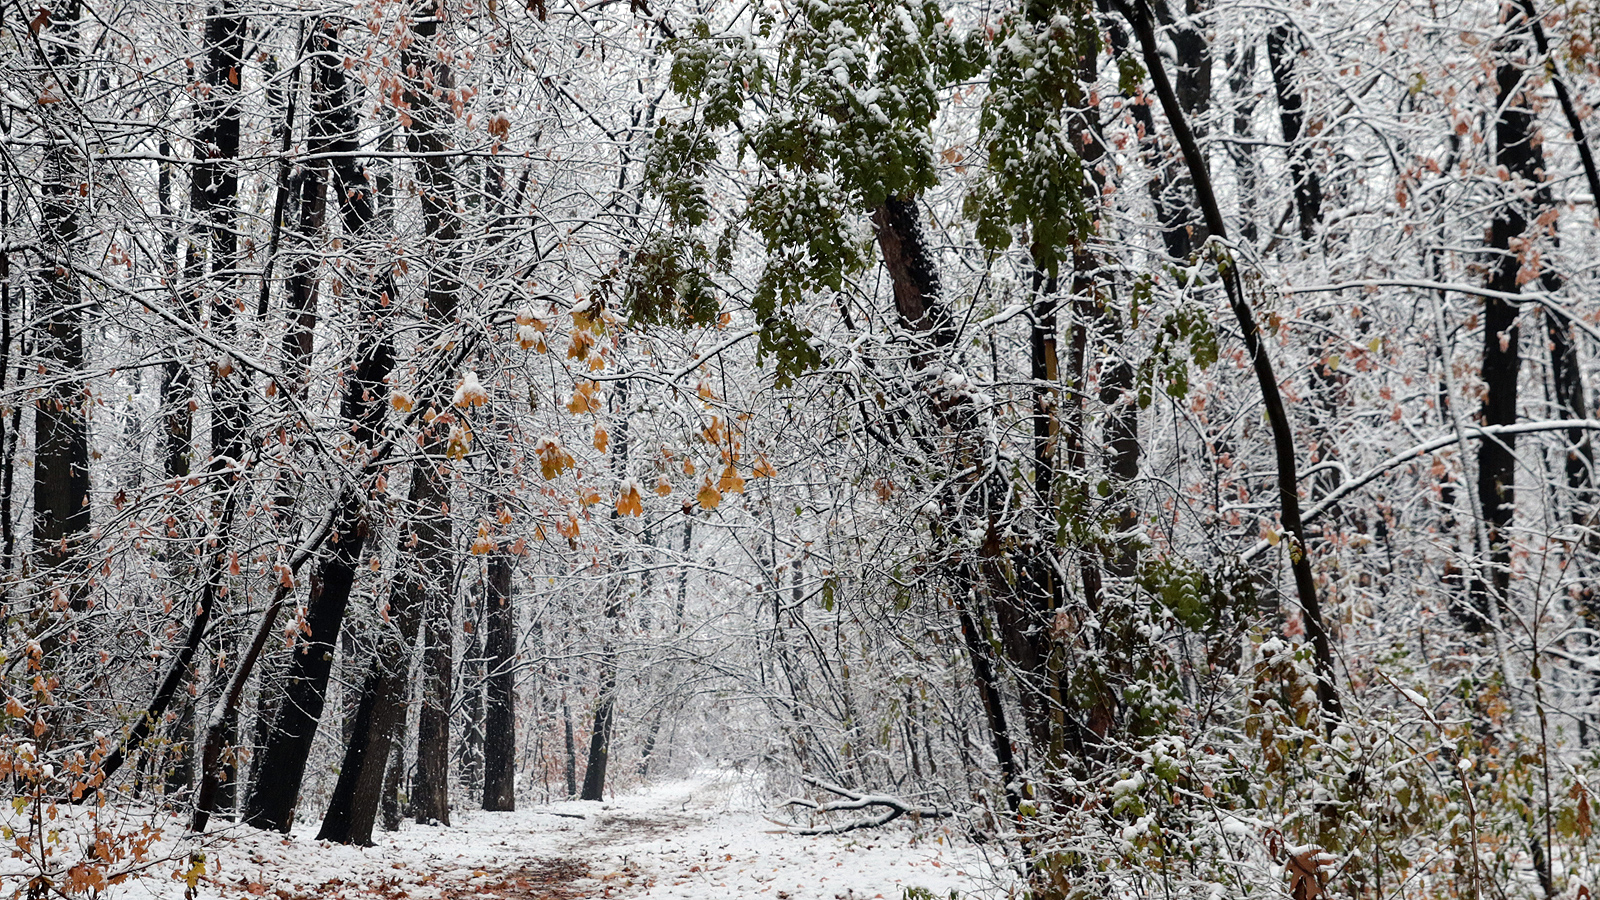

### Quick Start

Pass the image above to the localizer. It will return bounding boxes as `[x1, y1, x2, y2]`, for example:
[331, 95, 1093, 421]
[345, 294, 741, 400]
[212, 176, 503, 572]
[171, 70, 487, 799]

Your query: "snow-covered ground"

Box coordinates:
[9, 771, 1012, 900]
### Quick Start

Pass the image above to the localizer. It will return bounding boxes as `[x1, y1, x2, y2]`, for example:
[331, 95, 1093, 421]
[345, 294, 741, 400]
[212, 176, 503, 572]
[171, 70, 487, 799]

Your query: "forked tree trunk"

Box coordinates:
[236, 21, 395, 833]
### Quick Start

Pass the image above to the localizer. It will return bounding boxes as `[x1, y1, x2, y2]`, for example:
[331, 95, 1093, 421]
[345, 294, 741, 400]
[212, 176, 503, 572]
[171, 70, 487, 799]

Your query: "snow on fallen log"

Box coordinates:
[774, 775, 952, 835]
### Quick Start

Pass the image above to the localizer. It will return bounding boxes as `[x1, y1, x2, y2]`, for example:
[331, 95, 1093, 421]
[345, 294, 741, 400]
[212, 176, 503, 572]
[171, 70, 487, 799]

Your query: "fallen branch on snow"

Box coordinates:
[775, 775, 952, 835]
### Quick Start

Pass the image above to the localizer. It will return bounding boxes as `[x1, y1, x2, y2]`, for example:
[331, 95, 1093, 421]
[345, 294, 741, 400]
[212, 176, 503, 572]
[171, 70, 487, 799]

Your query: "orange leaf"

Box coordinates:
[696, 479, 722, 510]
[470, 524, 497, 555]
[593, 426, 610, 453]
[718, 464, 745, 495]
[566, 381, 602, 414]
[616, 481, 644, 517]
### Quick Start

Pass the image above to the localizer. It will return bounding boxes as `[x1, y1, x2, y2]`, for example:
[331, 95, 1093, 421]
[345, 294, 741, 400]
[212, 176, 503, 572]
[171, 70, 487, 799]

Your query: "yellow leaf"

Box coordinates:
[683, 458, 696, 476]
[718, 464, 745, 494]
[655, 477, 672, 496]
[445, 425, 472, 460]
[568, 330, 594, 361]
[535, 438, 573, 479]
[453, 372, 489, 408]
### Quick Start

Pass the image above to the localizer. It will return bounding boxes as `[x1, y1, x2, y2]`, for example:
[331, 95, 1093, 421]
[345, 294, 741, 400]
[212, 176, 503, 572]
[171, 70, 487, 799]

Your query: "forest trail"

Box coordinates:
[168, 770, 1004, 900]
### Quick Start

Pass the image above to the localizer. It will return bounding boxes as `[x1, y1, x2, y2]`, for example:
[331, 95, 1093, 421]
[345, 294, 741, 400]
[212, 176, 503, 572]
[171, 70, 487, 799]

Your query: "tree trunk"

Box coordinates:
[1471, 50, 1542, 625]
[237, 21, 395, 833]
[33, 0, 91, 627]
[404, 0, 466, 827]
[461, 587, 486, 802]
[579, 661, 617, 801]
[318, 463, 438, 843]
[562, 688, 578, 798]
[1266, 24, 1323, 240]
[482, 554, 517, 811]
[380, 698, 411, 832]
[1114, 0, 1342, 725]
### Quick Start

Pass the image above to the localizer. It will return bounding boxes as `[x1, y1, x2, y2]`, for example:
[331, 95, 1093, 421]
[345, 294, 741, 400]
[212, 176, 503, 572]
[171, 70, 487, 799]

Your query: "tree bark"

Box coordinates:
[482, 554, 517, 811]
[404, 0, 466, 827]
[237, 21, 395, 833]
[1266, 24, 1323, 240]
[1469, 37, 1547, 625]
[318, 463, 437, 843]
[33, 0, 91, 628]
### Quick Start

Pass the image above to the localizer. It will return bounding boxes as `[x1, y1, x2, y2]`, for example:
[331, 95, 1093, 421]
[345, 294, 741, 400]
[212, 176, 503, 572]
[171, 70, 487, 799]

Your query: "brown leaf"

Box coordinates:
[1287, 848, 1328, 900]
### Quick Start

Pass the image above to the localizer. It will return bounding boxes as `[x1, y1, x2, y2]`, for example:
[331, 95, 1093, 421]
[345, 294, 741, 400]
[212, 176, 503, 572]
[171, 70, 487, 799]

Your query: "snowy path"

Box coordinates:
[123, 771, 1009, 900]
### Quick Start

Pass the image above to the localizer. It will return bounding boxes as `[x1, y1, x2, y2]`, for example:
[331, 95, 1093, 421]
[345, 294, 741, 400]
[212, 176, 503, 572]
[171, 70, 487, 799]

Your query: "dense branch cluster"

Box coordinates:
[3, 0, 1600, 896]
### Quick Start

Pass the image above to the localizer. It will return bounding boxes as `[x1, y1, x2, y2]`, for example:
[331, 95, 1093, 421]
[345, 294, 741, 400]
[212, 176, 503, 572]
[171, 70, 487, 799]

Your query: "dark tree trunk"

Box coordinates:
[1266, 24, 1323, 240]
[1225, 42, 1259, 243]
[461, 589, 486, 802]
[579, 662, 617, 801]
[411, 521, 456, 827]
[1470, 54, 1542, 625]
[1114, 0, 1342, 725]
[870, 197, 952, 352]
[236, 20, 395, 833]
[240, 503, 370, 832]
[952, 574, 1021, 814]
[482, 554, 517, 811]
[404, 0, 465, 828]
[33, 0, 91, 624]
[1104, 0, 1210, 258]
[194, 0, 249, 816]
[318, 463, 437, 843]
[562, 688, 578, 798]
[1549, 310, 1595, 519]
[380, 698, 410, 832]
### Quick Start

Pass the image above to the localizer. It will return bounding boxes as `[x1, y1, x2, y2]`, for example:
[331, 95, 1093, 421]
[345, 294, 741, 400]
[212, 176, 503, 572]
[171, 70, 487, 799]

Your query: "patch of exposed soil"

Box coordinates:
[440, 858, 593, 900]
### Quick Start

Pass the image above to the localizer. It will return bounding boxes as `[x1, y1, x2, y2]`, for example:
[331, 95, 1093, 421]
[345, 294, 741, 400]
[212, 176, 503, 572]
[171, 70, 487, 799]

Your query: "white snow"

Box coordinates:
[20, 770, 1008, 900]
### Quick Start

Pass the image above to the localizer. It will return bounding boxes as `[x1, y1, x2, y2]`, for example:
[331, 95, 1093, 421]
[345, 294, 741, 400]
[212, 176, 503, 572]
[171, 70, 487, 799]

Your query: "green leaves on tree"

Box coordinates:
[621, 234, 722, 329]
[1136, 298, 1218, 409]
[968, 0, 1099, 275]
[646, 0, 967, 383]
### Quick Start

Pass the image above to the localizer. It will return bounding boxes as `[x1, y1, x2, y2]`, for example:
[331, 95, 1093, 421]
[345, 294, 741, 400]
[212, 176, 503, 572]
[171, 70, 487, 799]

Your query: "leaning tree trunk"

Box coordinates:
[1113, 0, 1342, 726]
[317, 462, 439, 843]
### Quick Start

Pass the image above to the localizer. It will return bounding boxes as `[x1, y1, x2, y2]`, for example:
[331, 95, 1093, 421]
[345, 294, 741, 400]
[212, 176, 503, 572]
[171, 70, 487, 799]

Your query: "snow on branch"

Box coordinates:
[774, 775, 952, 835]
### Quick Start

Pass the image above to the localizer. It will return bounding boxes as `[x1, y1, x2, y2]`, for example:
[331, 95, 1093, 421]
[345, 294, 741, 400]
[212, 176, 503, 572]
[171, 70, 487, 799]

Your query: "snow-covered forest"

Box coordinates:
[3, 0, 1600, 895]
